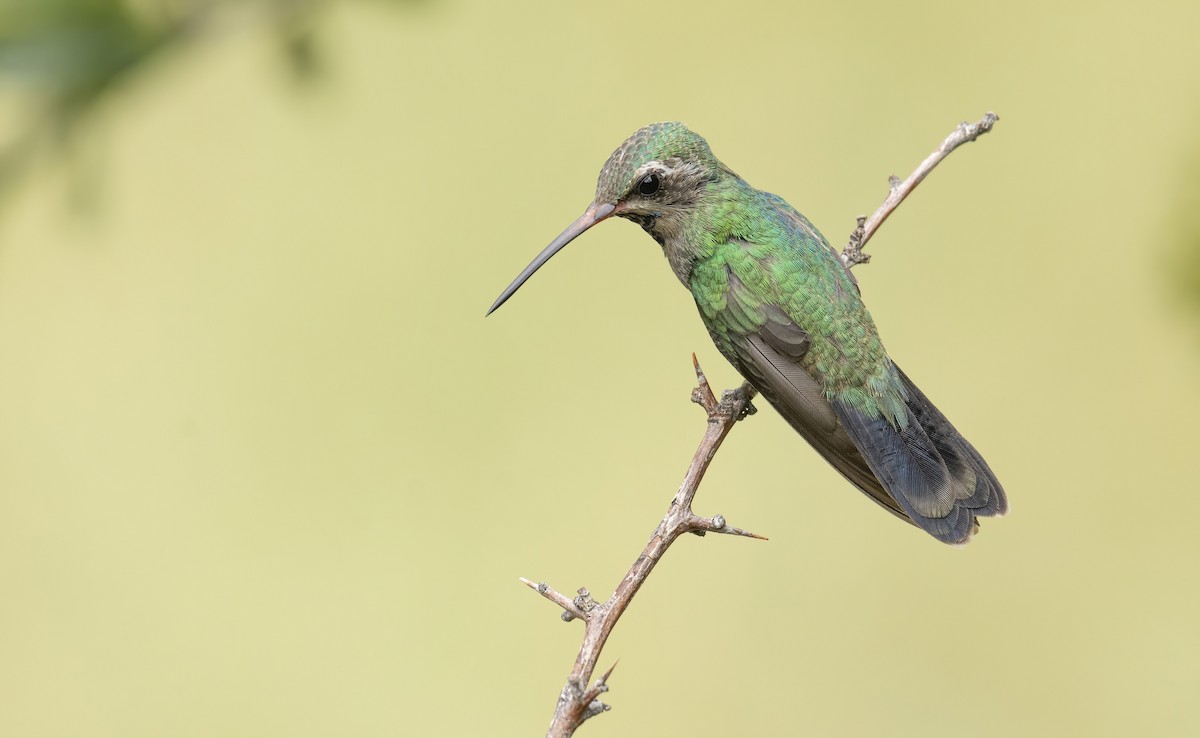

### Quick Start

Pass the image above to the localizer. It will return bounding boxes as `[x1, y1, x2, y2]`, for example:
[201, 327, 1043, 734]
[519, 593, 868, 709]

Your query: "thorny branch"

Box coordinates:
[523, 356, 761, 738]
[522, 113, 999, 737]
[842, 112, 999, 268]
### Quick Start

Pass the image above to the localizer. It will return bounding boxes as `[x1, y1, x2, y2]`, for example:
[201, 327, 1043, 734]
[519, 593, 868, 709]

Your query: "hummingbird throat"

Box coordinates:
[623, 212, 665, 247]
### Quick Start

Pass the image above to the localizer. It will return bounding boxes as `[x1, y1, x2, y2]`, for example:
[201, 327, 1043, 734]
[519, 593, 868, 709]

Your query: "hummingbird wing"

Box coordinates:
[714, 266, 1004, 543]
[714, 273, 913, 526]
[726, 313, 912, 526]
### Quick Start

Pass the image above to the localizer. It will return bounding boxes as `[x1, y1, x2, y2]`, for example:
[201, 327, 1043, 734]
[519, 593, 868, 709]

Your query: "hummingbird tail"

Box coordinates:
[832, 364, 1007, 544]
[895, 364, 1007, 517]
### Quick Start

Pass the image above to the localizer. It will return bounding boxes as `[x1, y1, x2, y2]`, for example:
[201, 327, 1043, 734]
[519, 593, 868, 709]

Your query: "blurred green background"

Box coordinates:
[1, 1, 1199, 736]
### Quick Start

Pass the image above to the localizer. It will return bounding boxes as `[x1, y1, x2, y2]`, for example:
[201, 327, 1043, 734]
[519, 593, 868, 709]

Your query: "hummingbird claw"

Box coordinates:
[715, 384, 757, 421]
[737, 399, 757, 421]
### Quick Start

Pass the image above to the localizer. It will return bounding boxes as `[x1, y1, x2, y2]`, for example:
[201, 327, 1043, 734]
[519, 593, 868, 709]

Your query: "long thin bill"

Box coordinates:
[487, 202, 616, 315]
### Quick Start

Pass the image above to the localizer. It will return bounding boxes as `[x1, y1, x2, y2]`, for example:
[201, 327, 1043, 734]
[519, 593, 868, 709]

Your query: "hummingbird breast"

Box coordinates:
[623, 209, 705, 286]
[687, 186, 906, 419]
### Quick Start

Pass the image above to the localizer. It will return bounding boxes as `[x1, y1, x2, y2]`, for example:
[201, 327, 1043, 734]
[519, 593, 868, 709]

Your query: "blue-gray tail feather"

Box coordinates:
[832, 364, 1006, 544]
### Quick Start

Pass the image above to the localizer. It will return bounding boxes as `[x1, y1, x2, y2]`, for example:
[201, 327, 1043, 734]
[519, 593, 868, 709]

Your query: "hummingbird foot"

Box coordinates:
[690, 357, 758, 420]
[736, 395, 757, 421]
[719, 382, 758, 421]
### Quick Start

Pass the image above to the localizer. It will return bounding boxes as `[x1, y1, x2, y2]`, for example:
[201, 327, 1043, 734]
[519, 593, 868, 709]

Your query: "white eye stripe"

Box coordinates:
[635, 161, 674, 179]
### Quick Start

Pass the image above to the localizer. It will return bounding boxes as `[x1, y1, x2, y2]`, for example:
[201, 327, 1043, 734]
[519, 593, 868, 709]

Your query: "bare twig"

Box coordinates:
[841, 112, 999, 268]
[522, 358, 761, 738]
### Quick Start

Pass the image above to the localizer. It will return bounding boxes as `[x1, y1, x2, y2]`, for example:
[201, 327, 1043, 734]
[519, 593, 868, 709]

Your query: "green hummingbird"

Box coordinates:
[488, 122, 1006, 544]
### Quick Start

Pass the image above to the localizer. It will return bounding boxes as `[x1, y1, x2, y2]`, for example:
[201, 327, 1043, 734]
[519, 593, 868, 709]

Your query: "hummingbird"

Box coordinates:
[488, 122, 1006, 544]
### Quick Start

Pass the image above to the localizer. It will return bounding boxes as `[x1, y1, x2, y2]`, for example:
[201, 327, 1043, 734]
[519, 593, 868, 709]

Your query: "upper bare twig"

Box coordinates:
[841, 112, 998, 268]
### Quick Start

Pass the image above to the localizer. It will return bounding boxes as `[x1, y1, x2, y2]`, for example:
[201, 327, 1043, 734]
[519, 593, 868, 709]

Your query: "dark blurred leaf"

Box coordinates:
[0, 0, 438, 207]
[269, 0, 325, 82]
[1170, 135, 1200, 342]
[281, 24, 320, 80]
[0, 1, 157, 100]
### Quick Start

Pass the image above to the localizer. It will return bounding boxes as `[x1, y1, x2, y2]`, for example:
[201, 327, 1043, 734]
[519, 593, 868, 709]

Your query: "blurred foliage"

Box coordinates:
[1171, 137, 1200, 341]
[0, 0, 426, 202]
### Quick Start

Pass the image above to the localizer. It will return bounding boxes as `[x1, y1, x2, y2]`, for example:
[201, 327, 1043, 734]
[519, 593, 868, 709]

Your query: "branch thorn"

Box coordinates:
[583, 660, 619, 704]
[519, 577, 589, 622]
[690, 353, 718, 413]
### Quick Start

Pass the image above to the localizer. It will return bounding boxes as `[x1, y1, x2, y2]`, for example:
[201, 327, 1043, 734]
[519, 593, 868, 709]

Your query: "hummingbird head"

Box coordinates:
[488, 122, 727, 315]
[594, 121, 721, 211]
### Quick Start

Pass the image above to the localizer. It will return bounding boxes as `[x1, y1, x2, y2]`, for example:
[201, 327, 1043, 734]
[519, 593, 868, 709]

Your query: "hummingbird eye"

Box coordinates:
[637, 173, 661, 196]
